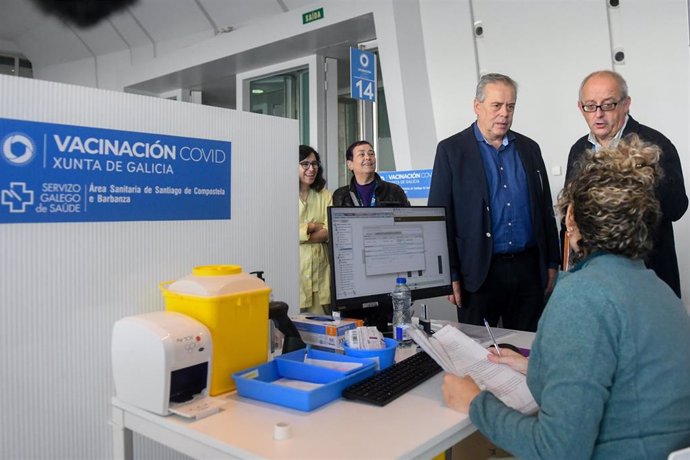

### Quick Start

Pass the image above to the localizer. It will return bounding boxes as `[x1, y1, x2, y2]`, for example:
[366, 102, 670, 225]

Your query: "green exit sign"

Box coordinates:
[302, 8, 324, 24]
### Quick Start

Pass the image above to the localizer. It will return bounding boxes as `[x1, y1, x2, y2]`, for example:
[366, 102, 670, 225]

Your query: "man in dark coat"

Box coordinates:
[428, 73, 560, 332]
[567, 70, 687, 297]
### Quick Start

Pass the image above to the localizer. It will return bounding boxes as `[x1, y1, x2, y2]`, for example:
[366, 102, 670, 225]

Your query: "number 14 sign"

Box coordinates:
[350, 48, 377, 102]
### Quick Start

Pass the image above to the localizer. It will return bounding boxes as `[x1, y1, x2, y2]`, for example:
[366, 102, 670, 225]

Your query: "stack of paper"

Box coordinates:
[408, 325, 537, 414]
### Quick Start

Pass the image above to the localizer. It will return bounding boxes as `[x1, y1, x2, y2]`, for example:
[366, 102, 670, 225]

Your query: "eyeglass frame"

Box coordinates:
[580, 98, 626, 113]
[299, 160, 320, 170]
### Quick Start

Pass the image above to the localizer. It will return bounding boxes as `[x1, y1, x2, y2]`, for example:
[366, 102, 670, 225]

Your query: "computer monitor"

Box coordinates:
[327, 206, 453, 329]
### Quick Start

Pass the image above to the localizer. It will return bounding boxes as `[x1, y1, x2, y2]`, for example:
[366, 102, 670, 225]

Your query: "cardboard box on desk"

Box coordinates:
[451, 430, 513, 459]
[291, 315, 363, 350]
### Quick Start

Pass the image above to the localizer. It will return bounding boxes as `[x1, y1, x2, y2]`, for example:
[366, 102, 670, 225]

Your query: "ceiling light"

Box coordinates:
[251, 88, 264, 94]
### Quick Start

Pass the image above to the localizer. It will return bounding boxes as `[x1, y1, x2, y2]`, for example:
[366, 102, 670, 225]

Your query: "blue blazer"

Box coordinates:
[428, 124, 560, 292]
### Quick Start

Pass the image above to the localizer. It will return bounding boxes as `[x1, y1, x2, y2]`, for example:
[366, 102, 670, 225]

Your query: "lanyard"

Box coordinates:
[350, 182, 377, 207]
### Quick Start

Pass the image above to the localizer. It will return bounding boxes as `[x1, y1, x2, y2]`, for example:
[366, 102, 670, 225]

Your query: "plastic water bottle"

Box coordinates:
[391, 277, 413, 345]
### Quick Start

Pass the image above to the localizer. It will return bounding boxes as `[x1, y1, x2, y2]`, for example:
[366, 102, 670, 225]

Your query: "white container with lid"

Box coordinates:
[165, 264, 268, 297]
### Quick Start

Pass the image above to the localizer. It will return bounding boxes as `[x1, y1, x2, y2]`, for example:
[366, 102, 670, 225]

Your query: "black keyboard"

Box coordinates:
[342, 351, 442, 406]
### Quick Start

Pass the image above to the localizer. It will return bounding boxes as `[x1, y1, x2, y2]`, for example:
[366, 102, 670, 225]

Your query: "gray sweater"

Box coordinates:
[470, 253, 690, 459]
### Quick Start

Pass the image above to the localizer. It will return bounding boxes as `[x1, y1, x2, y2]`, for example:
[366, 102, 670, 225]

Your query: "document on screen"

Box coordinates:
[408, 325, 538, 414]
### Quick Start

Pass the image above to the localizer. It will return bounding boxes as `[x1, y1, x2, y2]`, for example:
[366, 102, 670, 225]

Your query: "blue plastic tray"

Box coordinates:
[233, 348, 376, 411]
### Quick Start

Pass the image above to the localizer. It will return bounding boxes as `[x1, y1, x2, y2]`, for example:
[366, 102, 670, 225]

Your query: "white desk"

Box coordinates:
[112, 328, 534, 460]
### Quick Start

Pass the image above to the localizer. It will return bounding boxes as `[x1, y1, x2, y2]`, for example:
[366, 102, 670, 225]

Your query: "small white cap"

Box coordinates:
[273, 422, 292, 440]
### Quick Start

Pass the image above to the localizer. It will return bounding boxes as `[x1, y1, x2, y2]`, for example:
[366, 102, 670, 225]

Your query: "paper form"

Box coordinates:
[168, 395, 225, 419]
[303, 357, 363, 372]
[409, 325, 537, 414]
[272, 378, 324, 391]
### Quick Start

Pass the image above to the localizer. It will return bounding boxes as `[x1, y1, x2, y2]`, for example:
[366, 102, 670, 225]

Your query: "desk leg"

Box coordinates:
[112, 406, 134, 460]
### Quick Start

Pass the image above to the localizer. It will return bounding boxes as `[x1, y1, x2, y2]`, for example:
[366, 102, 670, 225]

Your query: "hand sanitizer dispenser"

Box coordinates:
[112, 311, 212, 416]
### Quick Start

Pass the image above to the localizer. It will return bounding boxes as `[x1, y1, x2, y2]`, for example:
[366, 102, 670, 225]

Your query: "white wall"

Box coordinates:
[373, 0, 437, 170]
[0, 76, 299, 459]
[3, 9, 687, 457]
[419, 0, 689, 311]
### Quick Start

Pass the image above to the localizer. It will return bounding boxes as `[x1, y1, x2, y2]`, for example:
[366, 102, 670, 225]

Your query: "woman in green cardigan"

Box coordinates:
[443, 135, 690, 459]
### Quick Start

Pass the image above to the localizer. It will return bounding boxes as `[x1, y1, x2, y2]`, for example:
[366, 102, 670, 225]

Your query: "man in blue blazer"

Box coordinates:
[566, 70, 687, 297]
[428, 73, 560, 332]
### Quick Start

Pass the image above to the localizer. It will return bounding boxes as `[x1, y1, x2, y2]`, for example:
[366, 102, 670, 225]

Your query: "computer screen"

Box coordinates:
[328, 206, 453, 326]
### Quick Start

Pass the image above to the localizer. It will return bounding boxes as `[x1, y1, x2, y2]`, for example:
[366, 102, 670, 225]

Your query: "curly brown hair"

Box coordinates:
[558, 134, 662, 262]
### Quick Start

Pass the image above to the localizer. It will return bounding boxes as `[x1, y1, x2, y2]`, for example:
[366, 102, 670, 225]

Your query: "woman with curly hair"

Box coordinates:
[442, 135, 690, 459]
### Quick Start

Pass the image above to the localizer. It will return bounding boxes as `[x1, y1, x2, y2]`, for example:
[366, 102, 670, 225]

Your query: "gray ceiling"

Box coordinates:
[0, 0, 317, 69]
[0, 0, 374, 109]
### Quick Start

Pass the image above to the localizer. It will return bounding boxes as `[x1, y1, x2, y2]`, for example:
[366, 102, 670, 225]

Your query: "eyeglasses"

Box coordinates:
[580, 99, 624, 113]
[299, 161, 320, 170]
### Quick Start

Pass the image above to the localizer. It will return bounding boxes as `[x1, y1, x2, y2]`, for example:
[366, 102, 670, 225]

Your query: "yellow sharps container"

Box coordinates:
[161, 265, 271, 395]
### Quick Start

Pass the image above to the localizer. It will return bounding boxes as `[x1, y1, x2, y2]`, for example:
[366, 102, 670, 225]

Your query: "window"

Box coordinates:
[249, 68, 310, 144]
[0, 54, 33, 77]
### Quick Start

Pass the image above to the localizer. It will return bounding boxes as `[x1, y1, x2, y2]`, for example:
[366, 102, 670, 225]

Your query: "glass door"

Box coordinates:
[236, 55, 337, 188]
[249, 70, 309, 144]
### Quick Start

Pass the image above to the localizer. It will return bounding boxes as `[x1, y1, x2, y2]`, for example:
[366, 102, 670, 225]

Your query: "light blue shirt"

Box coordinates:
[587, 115, 630, 151]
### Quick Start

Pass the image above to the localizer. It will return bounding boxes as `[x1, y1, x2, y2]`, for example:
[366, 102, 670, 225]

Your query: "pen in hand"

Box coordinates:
[483, 318, 502, 357]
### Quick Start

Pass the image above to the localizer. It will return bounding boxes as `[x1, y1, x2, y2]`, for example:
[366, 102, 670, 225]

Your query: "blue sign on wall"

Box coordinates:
[350, 48, 377, 102]
[378, 169, 433, 199]
[0, 118, 231, 223]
